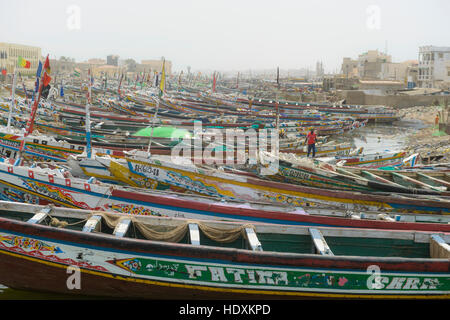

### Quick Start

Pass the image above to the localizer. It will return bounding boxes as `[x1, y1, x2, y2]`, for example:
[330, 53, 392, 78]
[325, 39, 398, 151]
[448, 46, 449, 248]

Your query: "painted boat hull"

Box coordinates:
[0, 211, 448, 299]
[0, 163, 448, 232]
[105, 155, 450, 215]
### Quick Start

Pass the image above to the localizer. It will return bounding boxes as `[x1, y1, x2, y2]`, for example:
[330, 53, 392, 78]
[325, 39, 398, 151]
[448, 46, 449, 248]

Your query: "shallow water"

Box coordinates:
[342, 119, 428, 154]
[0, 121, 428, 299]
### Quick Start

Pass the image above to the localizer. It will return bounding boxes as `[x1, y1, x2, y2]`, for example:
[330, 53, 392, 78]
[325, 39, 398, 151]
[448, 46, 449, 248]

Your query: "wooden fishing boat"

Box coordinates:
[266, 153, 449, 196]
[234, 97, 402, 123]
[87, 151, 450, 214]
[0, 127, 86, 162]
[0, 160, 449, 231]
[343, 166, 450, 193]
[280, 142, 356, 157]
[325, 151, 410, 169]
[0, 201, 448, 299]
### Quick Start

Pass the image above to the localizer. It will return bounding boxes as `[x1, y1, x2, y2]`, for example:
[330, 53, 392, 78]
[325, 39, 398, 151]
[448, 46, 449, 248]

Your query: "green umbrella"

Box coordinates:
[133, 126, 192, 139]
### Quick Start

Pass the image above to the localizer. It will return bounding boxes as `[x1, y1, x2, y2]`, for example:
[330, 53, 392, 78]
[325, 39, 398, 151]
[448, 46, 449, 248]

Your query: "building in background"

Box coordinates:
[341, 57, 358, 78]
[50, 57, 77, 75]
[380, 60, 418, 82]
[87, 58, 106, 65]
[315, 61, 324, 79]
[107, 55, 119, 66]
[0, 42, 41, 76]
[418, 46, 450, 89]
[357, 50, 391, 80]
[141, 58, 172, 75]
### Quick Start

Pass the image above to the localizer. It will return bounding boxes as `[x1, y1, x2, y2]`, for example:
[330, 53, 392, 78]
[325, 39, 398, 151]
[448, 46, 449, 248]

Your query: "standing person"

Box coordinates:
[305, 129, 317, 158]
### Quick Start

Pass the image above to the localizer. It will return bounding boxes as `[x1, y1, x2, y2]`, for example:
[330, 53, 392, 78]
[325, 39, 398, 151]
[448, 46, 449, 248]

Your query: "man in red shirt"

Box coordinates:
[305, 129, 317, 158]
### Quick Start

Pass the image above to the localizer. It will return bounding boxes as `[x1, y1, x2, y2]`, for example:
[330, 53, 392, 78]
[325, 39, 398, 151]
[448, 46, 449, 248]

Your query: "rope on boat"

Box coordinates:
[49, 216, 90, 228]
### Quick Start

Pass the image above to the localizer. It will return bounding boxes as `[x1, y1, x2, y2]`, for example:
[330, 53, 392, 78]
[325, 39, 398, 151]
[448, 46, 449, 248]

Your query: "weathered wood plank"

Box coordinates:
[417, 173, 450, 190]
[113, 219, 132, 237]
[360, 170, 404, 188]
[245, 228, 263, 251]
[27, 206, 52, 224]
[309, 228, 334, 255]
[188, 223, 200, 246]
[82, 215, 102, 233]
[392, 172, 444, 192]
[430, 234, 450, 259]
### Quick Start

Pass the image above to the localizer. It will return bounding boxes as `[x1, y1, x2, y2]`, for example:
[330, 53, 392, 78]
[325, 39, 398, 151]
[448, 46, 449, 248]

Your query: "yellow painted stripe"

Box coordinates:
[0, 248, 447, 299]
[0, 136, 82, 154]
[129, 159, 391, 208]
[345, 153, 405, 166]
[0, 178, 80, 209]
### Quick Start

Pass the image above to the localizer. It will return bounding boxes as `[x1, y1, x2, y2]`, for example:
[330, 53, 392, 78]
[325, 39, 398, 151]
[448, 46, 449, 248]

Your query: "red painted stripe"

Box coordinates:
[110, 189, 450, 232]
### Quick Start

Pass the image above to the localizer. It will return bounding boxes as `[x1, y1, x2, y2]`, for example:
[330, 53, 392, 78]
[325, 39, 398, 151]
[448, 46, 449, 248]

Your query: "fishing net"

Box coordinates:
[91, 211, 254, 244]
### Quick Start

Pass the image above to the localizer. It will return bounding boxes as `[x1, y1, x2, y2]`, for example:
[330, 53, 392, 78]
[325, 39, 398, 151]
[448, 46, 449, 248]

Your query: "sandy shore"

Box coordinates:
[397, 106, 450, 163]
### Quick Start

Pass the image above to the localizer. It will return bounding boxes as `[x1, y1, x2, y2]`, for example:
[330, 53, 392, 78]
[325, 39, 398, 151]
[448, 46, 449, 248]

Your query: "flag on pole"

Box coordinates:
[212, 71, 216, 93]
[36, 61, 43, 78]
[159, 59, 166, 97]
[25, 55, 50, 137]
[42, 73, 52, 87]
[18, 56, 31, 69]
[276, 67, 280, 89]
[85, 68, 92, 158]
[41, 84, 51, 99]
[43, 56, 51, 74]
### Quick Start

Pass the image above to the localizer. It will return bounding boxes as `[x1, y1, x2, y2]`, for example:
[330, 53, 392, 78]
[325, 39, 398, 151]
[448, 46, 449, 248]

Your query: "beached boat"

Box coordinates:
[0, 201, 448, 299]
[339, 165, 450, 194]
[86, 151, 450, 214]
[267, 153, 449, 195]
[320, 151, 410, 169]
[0, 160, 449, 231]
[0, 127, 86, 162]
[280, 142, 357, 157]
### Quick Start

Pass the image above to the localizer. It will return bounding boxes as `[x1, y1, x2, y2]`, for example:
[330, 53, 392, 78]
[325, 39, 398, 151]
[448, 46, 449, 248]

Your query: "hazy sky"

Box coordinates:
[1, 0, 449, 73]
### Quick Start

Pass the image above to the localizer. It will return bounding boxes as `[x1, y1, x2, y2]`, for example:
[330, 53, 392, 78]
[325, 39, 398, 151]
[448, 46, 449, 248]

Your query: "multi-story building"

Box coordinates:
[418, 46, 450, 89]
[141, 59, 172, 75]
[50, 57, 77, 75]
[341, 57, 358, 78]
[315, 61, 324, 79]
[0, 42, 41, 76]
[357, 50, 391, 79]
[380, 60, 418, 82]
[107, 55, 119, 66]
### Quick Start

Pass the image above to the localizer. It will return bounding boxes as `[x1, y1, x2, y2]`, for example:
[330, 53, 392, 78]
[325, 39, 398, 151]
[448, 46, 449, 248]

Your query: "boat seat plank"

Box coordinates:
[309, 228, 334, 256]
[392, 172, 444, 192]
[113, 219, 132, 238]
[416, 173, 450, 190]
[188, 223, 200, 246]
[245, 228, 263, 251]
[430, 234, 450, 259]
[335, 167, 369, 181]
[360, 171, 404, 188]
[82, 215, 102, 233]
[27, 206, 52, 224]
